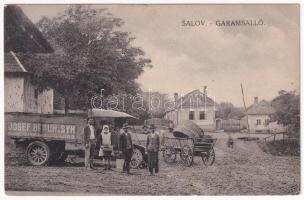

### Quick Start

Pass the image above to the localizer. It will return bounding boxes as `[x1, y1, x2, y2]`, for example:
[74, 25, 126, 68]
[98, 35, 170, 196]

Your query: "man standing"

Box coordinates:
[119, 123, 133, 174]
[146, 124, 160, 176]
[83, 117, 97, 170]
[142, 125, 149, 134]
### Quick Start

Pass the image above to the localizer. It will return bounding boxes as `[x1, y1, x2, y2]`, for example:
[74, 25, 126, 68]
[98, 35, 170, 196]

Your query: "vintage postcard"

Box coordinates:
[3, 4, 300, 195]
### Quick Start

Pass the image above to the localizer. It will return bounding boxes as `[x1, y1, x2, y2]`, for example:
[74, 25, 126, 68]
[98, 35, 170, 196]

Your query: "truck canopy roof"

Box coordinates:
[89, 109, 136, 119]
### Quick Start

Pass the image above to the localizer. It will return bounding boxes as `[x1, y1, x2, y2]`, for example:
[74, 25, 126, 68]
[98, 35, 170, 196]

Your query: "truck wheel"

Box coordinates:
[26, 141, 50, 166]
[130, 148, 143, 169]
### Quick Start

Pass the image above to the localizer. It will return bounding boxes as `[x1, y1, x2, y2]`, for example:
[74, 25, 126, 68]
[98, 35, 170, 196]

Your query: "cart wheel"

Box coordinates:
[180, 145, 193, 167]
[163, 146, 177, 163]
[130, 148, 143, 169]
[26, 141, 50, 166]
[202, 148, 215, 166]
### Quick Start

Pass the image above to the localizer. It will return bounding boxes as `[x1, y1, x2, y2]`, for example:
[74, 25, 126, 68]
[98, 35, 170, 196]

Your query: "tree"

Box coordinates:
[271, 90, 300, 137]
[18, 5, 152, 113]
[143, 92, 170, 118]
[215, 102, 245, 120]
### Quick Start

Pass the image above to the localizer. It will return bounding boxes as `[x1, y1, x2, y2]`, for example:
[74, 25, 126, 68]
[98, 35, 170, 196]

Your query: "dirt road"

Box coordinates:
[5, 136, 300, 195]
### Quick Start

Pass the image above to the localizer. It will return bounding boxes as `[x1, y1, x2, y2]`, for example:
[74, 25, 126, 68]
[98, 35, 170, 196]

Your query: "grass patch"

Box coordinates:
[258, 139, 300, 156]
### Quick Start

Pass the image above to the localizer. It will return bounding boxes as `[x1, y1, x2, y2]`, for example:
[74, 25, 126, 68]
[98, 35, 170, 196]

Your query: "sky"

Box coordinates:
[19, 4, 300, 107]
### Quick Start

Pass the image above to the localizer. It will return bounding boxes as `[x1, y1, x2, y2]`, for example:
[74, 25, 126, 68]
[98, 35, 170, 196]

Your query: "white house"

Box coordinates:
[240, 97, 285, 133]
[164, 89, 217, 131]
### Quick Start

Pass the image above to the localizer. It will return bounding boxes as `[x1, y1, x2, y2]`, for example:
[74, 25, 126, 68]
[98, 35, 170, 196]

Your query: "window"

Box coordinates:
[199, 111, 205, 120]
[189, 111, 195, 120]
[256, 119, 261, 125]
[265, 119, 270, 126]
[34, 89, 39, 99]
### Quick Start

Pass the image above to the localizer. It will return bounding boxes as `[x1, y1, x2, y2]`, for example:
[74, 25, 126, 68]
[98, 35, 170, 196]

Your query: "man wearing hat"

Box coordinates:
[119, 123, 133, 174]
[83, 117, 97, 170]
[146, 124, 160, 175]
[142, 125, 149, 135]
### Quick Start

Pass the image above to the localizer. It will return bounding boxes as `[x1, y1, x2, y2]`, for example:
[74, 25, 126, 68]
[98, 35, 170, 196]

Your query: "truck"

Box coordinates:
[5, 109, 148, 168]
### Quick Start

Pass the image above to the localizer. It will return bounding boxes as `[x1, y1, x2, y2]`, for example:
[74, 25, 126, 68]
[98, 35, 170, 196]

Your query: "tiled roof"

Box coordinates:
[4, 5, 53, 53]
[166, 89, 217, 112]
[4, 51, 28, 73]
[246, 100, 275, 115]
[177, 89, 217, 108]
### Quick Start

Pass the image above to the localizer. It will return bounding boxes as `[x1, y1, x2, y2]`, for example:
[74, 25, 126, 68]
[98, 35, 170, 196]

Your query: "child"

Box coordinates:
[99, 125, 113, 170]
[227, 134, 234, 148]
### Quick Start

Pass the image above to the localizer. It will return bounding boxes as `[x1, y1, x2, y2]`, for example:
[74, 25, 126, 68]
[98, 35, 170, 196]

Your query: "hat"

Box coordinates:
[87, 117, 94, 121]
[122, 123, 129, 129]
[149, 124, 156, 129]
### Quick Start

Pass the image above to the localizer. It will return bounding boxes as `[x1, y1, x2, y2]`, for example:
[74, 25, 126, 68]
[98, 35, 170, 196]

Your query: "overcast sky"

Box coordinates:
[19, 4, 299, 107]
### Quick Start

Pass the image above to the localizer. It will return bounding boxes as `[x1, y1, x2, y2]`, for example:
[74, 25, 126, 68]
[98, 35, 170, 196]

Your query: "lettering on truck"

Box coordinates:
[6, 122, 77, 140]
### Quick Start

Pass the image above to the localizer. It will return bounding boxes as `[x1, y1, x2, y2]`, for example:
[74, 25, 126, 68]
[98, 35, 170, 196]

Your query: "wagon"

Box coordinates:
[162, 121, 217, 167]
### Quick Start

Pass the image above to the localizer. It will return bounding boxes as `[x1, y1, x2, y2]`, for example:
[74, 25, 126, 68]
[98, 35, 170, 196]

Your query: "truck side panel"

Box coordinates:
[5, 113, 87, 150]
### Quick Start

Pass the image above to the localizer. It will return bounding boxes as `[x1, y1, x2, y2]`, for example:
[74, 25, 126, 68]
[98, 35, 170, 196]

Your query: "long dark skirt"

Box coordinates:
[148, 151, 159, 173]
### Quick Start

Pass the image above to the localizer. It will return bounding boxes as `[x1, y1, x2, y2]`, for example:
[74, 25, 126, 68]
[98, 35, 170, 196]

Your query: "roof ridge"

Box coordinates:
[10, 51, 27, 72]
[246, 99, 275, 115]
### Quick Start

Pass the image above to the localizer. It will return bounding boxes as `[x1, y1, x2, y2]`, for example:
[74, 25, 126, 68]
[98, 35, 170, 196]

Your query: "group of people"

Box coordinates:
[83, 117, 161, 175]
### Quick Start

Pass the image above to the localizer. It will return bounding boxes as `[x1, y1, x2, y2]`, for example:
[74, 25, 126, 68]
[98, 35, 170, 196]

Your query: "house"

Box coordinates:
[4, 52, 54, 114]
[4, 5, 54, 114]
[240, 97, 285, 133]
[164, 88, 217, 131]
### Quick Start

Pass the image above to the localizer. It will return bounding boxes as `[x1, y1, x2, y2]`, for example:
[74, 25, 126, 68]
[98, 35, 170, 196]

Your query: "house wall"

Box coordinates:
[5, 75, 54, 114]
[248, 114, 271, 133]
[23, 76, 38, 113]
[4, 75, 24, 112]
[241, 115, 286, 133]
[240, 116, 248, 129]
[164, 106, 216, 131]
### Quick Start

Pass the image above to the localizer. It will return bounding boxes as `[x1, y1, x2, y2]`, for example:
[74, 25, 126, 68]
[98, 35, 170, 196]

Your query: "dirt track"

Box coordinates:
[5, 136, 300, 195]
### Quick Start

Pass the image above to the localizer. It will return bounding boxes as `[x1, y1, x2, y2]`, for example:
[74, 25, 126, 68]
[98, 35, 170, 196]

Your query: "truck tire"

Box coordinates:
[26, 141, 50, 166]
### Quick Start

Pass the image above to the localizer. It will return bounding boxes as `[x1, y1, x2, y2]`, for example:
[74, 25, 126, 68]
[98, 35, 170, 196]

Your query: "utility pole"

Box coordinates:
[241, 83, 250, 137]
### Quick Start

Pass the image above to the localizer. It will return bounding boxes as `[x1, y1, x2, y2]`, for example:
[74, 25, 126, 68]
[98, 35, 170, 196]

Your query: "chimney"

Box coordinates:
[203, 86, 207, 96]
[174, 93, 178, 102]
[254, 96, 258, 104]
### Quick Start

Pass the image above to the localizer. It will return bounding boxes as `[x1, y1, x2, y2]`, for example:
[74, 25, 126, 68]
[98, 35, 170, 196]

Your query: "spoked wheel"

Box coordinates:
[130, 148, 143, 169]
[180, 145, 193, 167]
[202, 148, 215, 166]
[163, 146, 177, 163]
[26, 141, 50, 166]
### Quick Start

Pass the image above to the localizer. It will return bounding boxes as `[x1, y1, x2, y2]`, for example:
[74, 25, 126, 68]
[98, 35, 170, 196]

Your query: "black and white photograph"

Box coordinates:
[2, 3, 301, 196]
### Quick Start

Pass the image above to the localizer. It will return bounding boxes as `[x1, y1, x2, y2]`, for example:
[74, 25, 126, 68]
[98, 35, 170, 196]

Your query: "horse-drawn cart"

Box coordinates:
[162, 121, 217, 167]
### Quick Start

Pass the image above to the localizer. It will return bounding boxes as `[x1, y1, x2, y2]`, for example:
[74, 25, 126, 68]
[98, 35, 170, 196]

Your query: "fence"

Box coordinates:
[146, 118, 171, 128]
